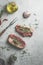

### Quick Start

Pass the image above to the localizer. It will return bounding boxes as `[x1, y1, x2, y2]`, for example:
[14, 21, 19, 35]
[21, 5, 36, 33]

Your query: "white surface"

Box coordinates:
[0, 0, 43, 65]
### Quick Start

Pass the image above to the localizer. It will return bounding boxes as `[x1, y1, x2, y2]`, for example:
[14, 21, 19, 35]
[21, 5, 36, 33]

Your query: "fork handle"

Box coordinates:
[0, 29, 6, 36]
[0, 23, 11, 36]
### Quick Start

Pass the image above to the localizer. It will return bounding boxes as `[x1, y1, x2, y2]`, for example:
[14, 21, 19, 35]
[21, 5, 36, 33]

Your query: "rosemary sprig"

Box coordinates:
[0, 9, 4, 18]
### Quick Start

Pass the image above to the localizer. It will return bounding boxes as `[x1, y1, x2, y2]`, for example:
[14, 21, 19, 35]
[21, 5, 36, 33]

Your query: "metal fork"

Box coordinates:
[0, 17, 17, 36]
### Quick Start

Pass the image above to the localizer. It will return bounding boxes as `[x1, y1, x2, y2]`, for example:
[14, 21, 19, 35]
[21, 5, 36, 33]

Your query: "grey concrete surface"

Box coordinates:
[0, 0, 43, 65]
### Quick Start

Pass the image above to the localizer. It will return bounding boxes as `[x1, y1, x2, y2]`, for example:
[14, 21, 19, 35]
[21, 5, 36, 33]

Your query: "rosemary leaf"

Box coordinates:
[0, 10, 4, 18]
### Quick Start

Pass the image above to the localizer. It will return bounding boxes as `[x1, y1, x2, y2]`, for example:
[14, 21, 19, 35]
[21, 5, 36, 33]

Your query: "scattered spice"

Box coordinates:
[0, 58, 5, 65]
[35, 26, 38, 29]
[35, 23, 38, 25]
[26, 49, 28, 51]
[23, 24, 26, 26]
[20, 55, 23, 57]
[28, 52, 30, 56]
[29, 23, 31, 27]
[6, 48, 10, 51]
[35, 19, 37, 21]
[0, 46, 10, 51]
[22, 50, 27, 54]
[21, 49, 31, 56]
[8, 54, 17, 65]
[33, 13, 36, 16]
[0, 46, 6, 49]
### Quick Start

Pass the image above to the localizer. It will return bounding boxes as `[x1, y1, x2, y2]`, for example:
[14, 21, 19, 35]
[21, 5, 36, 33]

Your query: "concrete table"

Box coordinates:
[0, 0, 43, 65]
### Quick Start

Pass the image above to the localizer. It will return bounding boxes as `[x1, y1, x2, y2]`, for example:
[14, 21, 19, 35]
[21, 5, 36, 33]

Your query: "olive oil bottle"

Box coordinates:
[6, 2, 18, 13]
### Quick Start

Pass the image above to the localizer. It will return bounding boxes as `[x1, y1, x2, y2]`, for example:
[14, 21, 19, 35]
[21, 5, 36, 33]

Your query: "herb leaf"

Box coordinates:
[0, 10, 4, 18]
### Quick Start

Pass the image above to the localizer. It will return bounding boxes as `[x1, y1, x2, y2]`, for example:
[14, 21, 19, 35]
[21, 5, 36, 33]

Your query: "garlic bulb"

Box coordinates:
[23, 11, 30, 18]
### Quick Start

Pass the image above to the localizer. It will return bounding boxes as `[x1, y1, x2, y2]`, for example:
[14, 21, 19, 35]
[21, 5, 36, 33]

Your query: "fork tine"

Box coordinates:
[10, 17, 17, 25]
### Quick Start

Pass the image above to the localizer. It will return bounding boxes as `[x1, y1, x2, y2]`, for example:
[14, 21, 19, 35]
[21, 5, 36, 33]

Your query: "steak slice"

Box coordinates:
[8, 34, 26, 49]
[15, 25, 33, 37]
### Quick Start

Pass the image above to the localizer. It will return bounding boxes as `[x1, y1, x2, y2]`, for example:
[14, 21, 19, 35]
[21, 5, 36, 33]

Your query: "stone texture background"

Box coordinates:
[0, 0, 43, 65]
